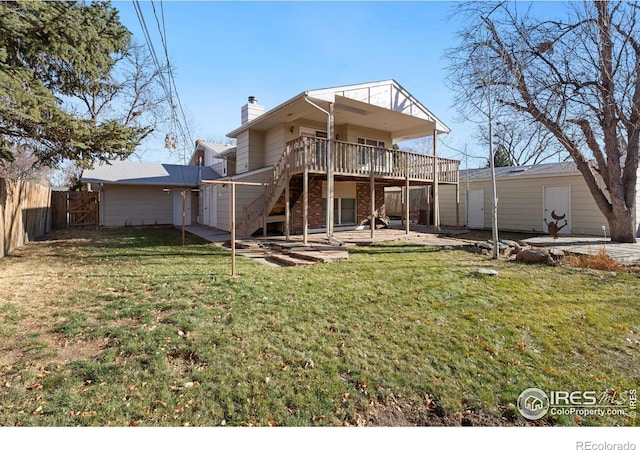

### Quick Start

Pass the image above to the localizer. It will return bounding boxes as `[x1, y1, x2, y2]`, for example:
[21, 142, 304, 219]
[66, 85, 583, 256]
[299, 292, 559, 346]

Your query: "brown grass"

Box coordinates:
[561, 249, 627, 272]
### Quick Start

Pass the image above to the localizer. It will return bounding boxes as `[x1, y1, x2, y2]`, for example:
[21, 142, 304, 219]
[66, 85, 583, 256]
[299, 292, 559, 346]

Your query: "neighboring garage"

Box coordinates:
[82, 160, 219, 228]
[439, 161, 640, 237]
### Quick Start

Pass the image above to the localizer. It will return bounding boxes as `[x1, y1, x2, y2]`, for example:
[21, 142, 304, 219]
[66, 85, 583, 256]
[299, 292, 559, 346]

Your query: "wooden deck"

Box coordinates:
[285, 136, 459, 183]
[241, 137, 460, 237]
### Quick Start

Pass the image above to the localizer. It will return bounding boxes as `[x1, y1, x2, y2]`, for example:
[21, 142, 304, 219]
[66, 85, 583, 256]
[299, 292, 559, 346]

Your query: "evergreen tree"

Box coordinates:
[488, 145, 513, 167]
[0, 1, 147, 169]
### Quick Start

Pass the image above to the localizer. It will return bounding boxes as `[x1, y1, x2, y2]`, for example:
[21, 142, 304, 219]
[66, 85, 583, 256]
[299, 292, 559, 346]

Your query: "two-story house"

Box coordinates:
[197, 80, 459, 240]
[83, 80, 460, 238]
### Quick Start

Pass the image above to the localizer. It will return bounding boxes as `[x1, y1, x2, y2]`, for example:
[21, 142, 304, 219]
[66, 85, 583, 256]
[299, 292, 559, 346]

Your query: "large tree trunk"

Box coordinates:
[607, 210, 636, 243]
[573, 157, 637, 243]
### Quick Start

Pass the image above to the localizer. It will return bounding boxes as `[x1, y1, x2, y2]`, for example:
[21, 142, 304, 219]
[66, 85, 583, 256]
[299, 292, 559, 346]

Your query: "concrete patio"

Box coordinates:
[523, 235, 640, 265]
[184, 223, 640, 266]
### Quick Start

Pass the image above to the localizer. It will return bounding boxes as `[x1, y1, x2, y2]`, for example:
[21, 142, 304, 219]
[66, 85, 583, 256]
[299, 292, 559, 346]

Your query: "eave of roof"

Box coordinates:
[81, 160, 221, 186]
[226, 80, 450, 140]
[460, 161, 580, 181]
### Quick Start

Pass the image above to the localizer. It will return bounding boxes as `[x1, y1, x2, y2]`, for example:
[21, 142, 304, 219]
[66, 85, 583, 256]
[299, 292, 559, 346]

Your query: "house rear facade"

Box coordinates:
[196, 80, 460, 238]
[82, 80, 461, 237]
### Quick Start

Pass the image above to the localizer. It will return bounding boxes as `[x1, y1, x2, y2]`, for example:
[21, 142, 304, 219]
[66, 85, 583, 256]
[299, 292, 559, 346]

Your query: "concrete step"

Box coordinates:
[288, 248, 349, 263]
[269, 253, 317, 267]
[234, 240, 262, 250]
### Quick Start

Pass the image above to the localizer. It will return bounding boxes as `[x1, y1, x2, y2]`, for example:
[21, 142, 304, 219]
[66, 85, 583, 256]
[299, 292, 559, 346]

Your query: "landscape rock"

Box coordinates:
[515, 248, 554, 264]
[477, 269, 499, 277]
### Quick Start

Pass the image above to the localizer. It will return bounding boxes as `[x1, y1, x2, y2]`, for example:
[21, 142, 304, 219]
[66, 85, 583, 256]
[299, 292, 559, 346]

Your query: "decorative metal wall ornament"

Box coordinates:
[544, 210, 568, 238]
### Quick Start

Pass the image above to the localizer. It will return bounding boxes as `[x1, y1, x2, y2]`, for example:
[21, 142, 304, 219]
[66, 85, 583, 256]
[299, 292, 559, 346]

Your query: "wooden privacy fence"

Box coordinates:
[385, 187, 431, 223]
[51, 191, 99, 229]
[0, 178, 52, 257]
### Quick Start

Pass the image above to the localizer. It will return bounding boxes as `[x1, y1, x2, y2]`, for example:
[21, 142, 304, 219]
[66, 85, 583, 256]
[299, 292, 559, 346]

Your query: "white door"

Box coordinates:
[173, 190, 192, 227]
[467, 189, 484, 228]
[209, 185, 218, 228]
[201, 187, 210, 226]
[198, 188, 205, 224]
[543, 186, 571, 234]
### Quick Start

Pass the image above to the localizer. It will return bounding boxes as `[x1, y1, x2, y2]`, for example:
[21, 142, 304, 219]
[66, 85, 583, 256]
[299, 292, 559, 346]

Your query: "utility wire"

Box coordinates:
[133, 0, 192, 163]
[151, 0, 193, 161]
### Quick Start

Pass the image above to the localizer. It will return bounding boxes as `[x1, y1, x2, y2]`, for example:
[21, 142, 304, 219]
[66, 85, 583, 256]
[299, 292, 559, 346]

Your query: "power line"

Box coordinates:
[151, 0, 193, 161]
[132, 0, 193, 163]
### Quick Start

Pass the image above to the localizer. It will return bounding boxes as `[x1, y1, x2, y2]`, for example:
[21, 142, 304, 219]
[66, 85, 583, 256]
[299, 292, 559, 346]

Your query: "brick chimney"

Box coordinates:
[241, 96, 265, 124]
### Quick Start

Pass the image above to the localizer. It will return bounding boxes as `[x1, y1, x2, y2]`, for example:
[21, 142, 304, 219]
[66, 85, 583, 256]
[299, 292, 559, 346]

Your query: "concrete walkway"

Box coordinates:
[184, 224, 230, 242]
[184, 224, 282, 267]
[523, 235, 640, 265]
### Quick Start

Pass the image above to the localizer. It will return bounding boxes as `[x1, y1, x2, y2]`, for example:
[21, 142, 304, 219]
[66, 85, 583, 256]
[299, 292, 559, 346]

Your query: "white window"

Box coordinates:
[357, 138, 385, 148]
[357, 138, 386, 167]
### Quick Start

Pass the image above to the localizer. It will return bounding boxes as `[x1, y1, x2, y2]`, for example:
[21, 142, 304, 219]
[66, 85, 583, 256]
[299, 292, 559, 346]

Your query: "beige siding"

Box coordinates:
[236, 131, 249, 174]
[439, 173, 611, 236]
[101, 184, 173, 227]
[321, 181, 357, 198]
[570, 176, 608, 235]
[211, 161, 225, 176]
[248, 129, 265, 171]
[214, 169, 272, 232]
[264, 125, 286, 167]
[438, 184, 459, 226]
[496, 178, 545, 233]
[345, 125, 392, 147]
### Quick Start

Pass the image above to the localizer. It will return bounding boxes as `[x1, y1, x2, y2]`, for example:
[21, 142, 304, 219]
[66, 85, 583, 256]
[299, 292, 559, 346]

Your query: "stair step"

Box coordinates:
[269, 253, 317, 267]
[234, 240, 262, 250]
[288, 249, 349, 263]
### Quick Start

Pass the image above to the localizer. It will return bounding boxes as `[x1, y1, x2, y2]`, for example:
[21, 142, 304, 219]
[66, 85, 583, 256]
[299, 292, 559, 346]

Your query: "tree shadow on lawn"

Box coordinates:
[349, 243, 474, 256]
[33, 228, 210, 251]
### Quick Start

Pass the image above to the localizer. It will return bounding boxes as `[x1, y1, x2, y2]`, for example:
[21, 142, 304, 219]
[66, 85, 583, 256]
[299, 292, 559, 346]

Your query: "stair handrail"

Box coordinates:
[241, 136, 307, 234]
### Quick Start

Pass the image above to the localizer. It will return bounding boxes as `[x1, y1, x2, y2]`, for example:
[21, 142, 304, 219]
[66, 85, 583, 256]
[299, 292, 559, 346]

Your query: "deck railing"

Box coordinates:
[288, 136, 459, 183]
[240, 137, 459, 235]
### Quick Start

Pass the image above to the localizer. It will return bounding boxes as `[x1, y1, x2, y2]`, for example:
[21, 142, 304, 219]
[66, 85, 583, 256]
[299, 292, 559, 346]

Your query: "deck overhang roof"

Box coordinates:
[227, 80, 449, 142]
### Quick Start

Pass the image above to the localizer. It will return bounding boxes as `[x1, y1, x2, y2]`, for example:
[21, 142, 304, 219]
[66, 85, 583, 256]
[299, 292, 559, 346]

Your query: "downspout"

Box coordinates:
[303, 96, 345, 246]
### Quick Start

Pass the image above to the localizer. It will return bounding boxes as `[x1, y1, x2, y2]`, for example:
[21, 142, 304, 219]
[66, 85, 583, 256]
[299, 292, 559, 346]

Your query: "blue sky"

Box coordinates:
[113, 1, 559, 168]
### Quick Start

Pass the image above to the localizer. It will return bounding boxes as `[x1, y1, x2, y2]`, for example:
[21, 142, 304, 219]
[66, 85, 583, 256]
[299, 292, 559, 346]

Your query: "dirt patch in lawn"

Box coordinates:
[360, 394, 526, 427]
[0, 230, 106, 369]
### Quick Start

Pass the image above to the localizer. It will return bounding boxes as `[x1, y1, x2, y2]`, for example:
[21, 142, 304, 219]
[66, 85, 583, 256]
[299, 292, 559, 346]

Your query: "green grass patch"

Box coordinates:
[0, 229, 637, 426]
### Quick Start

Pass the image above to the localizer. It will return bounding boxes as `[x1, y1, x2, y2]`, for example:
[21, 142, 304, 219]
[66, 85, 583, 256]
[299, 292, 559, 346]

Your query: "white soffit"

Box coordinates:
[307, 80, 449, 133]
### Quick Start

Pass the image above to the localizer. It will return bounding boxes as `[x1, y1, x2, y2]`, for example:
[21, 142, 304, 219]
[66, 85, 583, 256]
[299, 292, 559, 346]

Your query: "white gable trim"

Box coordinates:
[307, 80, 449, 133]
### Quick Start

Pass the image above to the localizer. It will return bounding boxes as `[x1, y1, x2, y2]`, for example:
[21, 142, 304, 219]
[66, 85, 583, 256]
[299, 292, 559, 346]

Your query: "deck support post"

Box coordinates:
[231, 183, 236, 277]
[455, 183, 460, 227]
[405, 152, 410, 234]
[432, 129, 440, 232]
[303, 144, 309, 245]
[370, 154, 375, 240]
[326, 102, 335, 238]
[181, 190, 186, 246]
[284, 178, 290, 241]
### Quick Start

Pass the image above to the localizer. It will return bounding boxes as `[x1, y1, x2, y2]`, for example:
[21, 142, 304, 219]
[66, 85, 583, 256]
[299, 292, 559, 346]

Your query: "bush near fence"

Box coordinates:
[0, 178, 51, 257]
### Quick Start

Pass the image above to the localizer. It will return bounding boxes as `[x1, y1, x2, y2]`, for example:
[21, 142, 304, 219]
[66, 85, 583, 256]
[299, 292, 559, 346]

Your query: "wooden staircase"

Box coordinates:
[269, 174, 304, 216]
[239, 139, 306, 237]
